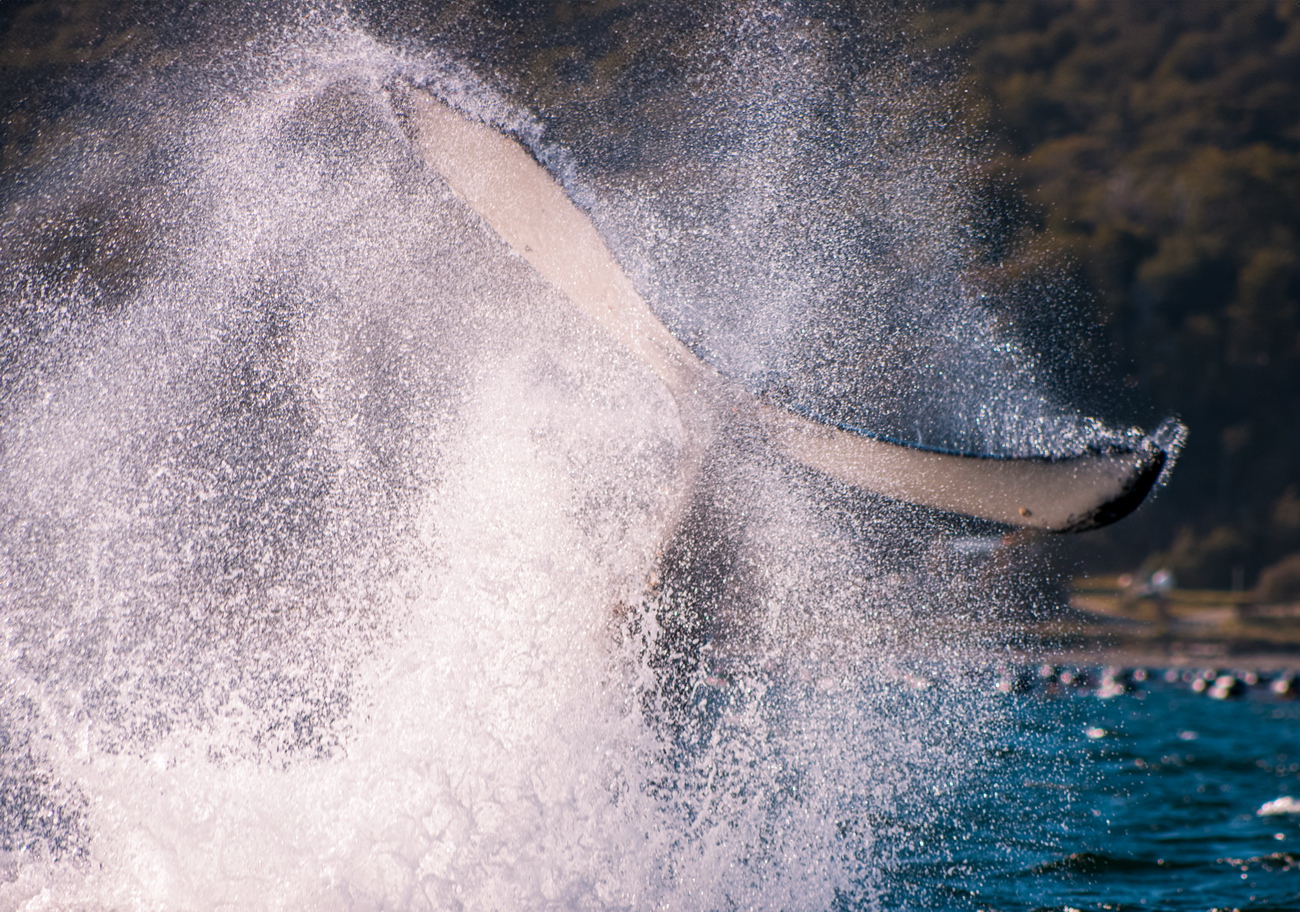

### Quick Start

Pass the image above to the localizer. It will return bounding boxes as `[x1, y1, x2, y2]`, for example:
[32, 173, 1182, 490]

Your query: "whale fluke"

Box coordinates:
[399, 88, 1180, 532]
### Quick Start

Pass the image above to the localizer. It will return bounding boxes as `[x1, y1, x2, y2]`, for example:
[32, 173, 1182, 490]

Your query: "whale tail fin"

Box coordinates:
[398, 86, 1181, 533]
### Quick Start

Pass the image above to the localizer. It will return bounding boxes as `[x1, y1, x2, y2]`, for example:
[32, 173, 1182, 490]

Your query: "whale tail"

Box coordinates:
[398, 86, 1182, 533]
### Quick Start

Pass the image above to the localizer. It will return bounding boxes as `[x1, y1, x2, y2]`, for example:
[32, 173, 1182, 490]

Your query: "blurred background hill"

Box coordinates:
[907, 0, 1300, 596]
[3, 0, 1298, 598]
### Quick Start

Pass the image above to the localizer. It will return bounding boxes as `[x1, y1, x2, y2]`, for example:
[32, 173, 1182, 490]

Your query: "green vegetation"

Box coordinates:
[909, 0, 1300, 590]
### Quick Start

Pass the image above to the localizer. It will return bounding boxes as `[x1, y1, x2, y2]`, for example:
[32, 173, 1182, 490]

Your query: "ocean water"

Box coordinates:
[0, 3, 1216, 910]
[887, 666, 1300, 911]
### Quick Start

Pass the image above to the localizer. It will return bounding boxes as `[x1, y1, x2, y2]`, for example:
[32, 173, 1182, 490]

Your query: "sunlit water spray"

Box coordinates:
[0, 10, 1130, 909]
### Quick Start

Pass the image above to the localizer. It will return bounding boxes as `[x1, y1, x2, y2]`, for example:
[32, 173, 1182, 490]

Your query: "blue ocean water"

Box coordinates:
[888, 666, 1300, 911]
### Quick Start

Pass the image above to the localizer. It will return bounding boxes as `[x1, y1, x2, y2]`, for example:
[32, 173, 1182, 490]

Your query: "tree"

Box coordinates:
[910, 0, 1300, 587]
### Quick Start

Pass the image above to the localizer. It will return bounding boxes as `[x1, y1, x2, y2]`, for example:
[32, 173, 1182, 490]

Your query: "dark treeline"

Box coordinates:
[910, 0, 1300, 594]
[4, 0, 1298, 593]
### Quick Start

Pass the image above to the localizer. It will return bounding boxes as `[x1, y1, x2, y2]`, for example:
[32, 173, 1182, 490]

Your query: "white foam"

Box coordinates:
[1258, 796, 1300, 816]
[0, 16, 1011, 910]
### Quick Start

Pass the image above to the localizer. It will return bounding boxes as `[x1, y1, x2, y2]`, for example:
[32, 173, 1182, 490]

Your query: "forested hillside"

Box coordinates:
[910, 0, 1300, 591]
[3, 0, 1297, 592]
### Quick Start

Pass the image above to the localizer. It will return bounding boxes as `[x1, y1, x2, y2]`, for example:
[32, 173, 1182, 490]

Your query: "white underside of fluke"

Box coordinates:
[401, 88, 1176, 533]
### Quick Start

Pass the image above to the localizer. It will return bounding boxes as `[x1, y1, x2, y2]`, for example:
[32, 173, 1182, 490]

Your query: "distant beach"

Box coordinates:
[1027, 576, 1300, 671]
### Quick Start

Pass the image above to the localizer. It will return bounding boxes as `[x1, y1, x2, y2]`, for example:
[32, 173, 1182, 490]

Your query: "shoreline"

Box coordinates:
[1026, 642, 1300, 672]
[1018, 576, 1300, 670]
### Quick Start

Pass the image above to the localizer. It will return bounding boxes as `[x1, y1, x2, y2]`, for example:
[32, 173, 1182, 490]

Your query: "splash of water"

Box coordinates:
[0, 8, 1109, 909]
